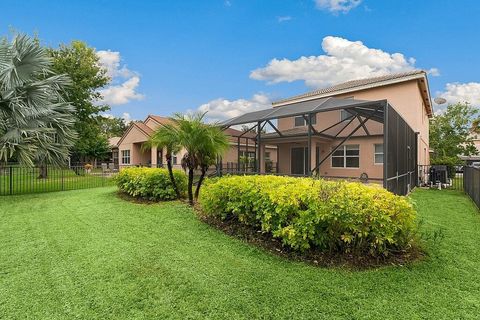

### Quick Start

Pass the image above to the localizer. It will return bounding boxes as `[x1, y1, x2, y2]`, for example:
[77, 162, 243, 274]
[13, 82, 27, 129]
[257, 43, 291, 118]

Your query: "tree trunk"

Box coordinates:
[166, 154, 181, 199]
[38, 164, 48, 179]
[194, 166, 207, 200]
[188, 167, 194, 205]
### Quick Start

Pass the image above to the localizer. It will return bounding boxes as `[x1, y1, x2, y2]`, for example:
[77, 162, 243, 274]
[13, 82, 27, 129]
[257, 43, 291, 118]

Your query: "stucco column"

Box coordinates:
[310, 140, 317, 176]
[151, 146, 157, 167]
[259, 144, 266, 173]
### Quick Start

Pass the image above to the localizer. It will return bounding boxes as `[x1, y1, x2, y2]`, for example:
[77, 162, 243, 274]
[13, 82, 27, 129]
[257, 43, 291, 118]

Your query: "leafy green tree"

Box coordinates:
[49, 41, 110, 163]
[430, 103, 479, 161]
[99, 116, 128, 138]
[0, 34, 77, 172]
[75, 135, 111, 166]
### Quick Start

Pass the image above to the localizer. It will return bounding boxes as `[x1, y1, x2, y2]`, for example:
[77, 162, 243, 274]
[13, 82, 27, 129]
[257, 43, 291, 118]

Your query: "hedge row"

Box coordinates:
[199, 175, 417, 256]
[115, 167, 187, 201]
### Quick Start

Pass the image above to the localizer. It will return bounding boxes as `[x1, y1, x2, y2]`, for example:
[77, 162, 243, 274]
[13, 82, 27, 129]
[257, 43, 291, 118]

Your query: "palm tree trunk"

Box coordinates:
[38, 163, 48, 179]
[188, 167, 194, 205]
[194, 166, 207, 200]
[166, 154, 181, 199]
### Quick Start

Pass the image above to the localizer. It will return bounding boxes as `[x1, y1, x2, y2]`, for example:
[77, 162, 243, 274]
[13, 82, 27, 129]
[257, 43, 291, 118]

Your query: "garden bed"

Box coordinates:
[199, 175, 421, 265]
[198, 212, 424, 269]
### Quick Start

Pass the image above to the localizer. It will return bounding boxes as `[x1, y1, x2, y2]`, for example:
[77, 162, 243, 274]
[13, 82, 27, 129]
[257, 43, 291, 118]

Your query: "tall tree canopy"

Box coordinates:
[49, 41, 123, 163]
[99, 116, 128, 138]
[429, 103, 479, 161]
[0, 34, 77, 166]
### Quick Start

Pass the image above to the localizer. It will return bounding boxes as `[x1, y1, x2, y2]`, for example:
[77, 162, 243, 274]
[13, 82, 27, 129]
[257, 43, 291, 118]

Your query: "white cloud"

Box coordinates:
[195, 94, 271, 122]
[436, 82, 480, 109]
[427, 68, 440, 77]
[121, 112, 133, 123]
[277, 16, 292, 23]
[101, 112, 134, 124]
[315, 0, 362, 13]
[97, 50, 144, 106]
[98, 76, 144, 105]
[250, 36, 438, 88]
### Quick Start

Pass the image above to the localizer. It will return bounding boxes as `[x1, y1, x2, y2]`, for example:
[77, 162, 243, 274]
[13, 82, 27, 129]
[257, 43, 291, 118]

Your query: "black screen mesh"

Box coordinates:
[384, 105, 418, 195]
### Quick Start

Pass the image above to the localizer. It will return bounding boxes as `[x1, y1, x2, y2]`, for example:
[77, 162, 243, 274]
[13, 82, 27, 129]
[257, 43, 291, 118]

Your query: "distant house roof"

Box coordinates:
[117, 121, 154, 146]
[146, 115, 171, 125]
[133, 121, 154, 136]
[108, 137, 121, 148]
[117, 115, 251, 147]
[272, 70, 433, 116]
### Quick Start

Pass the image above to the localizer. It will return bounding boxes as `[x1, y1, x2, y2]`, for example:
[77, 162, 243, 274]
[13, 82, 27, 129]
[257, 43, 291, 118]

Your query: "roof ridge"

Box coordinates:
[273, 70, 426, 106]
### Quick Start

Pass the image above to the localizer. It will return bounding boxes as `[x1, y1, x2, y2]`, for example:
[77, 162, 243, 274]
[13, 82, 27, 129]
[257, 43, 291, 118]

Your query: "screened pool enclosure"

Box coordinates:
[219, 97, 418, 196]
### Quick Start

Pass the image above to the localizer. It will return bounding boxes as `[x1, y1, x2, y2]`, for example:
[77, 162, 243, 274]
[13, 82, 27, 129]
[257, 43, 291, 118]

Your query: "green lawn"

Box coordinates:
[0, 187, 479, 319]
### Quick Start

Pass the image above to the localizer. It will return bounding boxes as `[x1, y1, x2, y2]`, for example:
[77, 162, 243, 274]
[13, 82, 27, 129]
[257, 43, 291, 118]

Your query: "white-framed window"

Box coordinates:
[265, 152, 271, 160]
[240, 151, 256, 159]
[340, 110, 353, 121]
[331, 145, 359, 168]
[294, 114, 317, 127]
[374, 144, 384, 164]
[172, 153, 178, 165]
[121, 150, 130, 164]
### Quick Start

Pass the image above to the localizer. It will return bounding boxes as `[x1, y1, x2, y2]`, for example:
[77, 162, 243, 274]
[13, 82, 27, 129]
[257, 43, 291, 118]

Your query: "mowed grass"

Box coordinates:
[0, 187, 479, 319]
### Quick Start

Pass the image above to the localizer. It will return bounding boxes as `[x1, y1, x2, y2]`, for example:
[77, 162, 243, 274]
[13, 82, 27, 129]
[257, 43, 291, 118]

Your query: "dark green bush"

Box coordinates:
[199, 175, 417, 256]
[115, 167, 187, 201]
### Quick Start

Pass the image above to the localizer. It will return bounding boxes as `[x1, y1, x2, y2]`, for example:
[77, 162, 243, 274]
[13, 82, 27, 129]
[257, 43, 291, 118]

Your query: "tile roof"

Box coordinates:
[273, 70, 427, 106]
[108, 136, 121, 147]
[147, 115, 171, 125]
[133, 121, 154, 136]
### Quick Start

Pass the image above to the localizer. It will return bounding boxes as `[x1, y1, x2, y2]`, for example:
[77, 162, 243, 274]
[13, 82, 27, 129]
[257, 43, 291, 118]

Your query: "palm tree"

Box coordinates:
[0, 34, 77, 175]
[193, 123, 229, 200]
[150, 112, 229, 205]
[145, 122, 182, 199]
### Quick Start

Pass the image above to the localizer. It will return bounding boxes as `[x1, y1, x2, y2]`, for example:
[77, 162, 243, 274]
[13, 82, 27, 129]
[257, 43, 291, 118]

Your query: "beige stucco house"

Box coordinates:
[116, 115, 277, 170]
[221, 70, 433, 195]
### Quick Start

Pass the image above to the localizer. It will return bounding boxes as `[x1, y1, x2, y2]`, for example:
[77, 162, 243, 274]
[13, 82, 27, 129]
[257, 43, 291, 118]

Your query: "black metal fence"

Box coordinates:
[464, 166, 480, 208]
[0, 165, 116, 196]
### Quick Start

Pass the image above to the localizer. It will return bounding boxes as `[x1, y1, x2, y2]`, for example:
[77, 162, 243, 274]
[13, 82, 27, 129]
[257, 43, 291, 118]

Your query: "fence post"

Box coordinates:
[9, 166, 13, 195]
[61, 167, 65, 191]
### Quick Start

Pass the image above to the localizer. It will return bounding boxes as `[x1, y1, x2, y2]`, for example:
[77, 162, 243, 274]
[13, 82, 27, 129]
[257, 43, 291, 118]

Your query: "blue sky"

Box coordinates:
[3, 0, 480, 121]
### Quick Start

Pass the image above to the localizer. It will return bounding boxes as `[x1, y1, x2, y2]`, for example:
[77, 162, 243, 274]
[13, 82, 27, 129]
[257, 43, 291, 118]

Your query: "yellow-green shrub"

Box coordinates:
[199, 175, 417, 256]
[115, 167, 187, 201]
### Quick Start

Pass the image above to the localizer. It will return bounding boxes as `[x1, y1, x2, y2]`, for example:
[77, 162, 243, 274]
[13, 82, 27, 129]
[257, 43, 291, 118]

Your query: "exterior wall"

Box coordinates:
[276, 80, 430, 166]
[317, 136, 383, 181]
[277, 136, 383, 181]
[277, 109, 383, 137]
[117, 126, 150, 167]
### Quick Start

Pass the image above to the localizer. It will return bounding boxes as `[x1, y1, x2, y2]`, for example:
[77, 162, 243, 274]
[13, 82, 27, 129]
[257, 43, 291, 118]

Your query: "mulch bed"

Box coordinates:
[197, 211, 425, 270]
